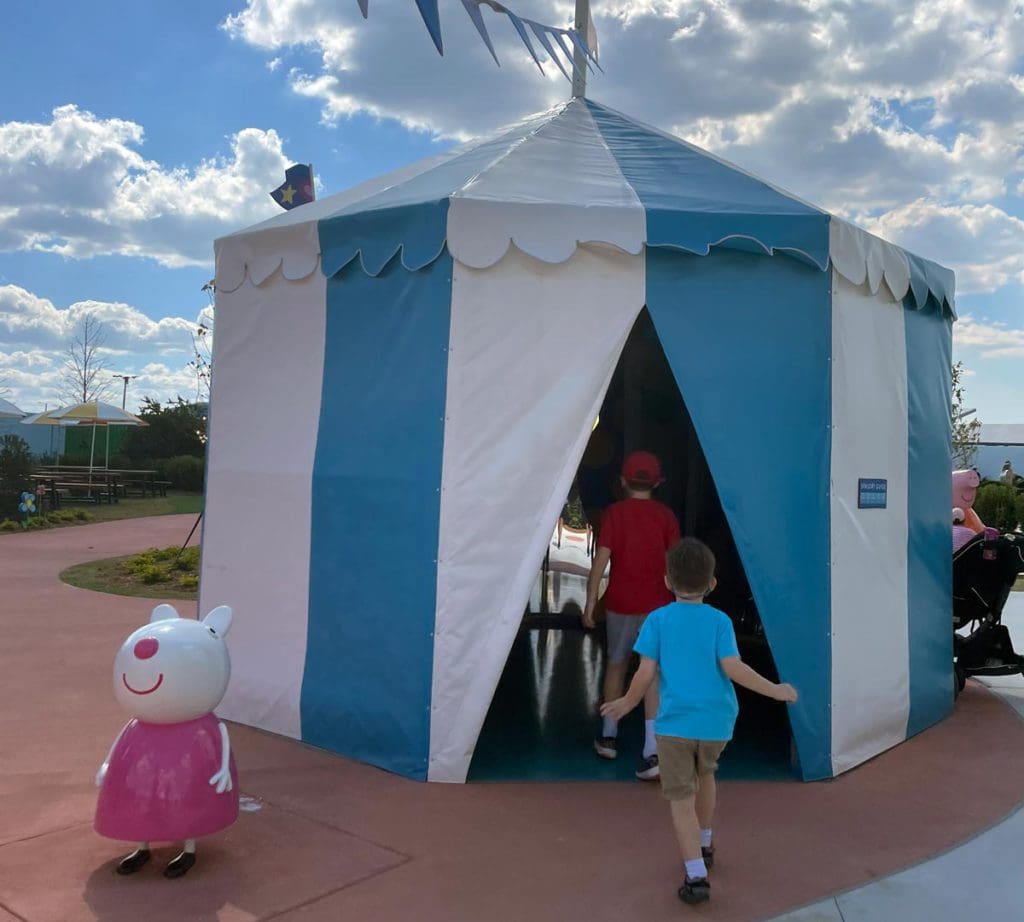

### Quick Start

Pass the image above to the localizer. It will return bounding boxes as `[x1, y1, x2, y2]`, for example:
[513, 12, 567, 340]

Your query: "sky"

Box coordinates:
[0, 0, 1020, 422]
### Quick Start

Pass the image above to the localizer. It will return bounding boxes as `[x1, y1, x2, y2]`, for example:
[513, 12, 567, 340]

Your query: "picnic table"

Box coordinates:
[31, 471, 121, 506]
[34, 467, 166, 498]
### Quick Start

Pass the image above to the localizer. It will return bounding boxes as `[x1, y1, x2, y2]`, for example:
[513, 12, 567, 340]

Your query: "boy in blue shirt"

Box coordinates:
[601, 537, 798, 905]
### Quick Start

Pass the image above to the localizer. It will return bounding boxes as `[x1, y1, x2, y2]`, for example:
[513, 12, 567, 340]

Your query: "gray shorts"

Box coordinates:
[605, 610, 648, 664]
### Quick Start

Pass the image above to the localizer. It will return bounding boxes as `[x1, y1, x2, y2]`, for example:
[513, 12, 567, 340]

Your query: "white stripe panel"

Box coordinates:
[448, 101, 645, 269]
[830, 270, 910, 775]
[200, 269, 326, 741]
[429, 244, 644, 782]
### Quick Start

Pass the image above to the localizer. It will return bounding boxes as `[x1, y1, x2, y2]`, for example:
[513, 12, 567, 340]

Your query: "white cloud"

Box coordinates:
[954, 315, 1024, 358]
[0, 284, 206, 411]
[0, 105, 295, 268]
[862, 201, 1024, 294]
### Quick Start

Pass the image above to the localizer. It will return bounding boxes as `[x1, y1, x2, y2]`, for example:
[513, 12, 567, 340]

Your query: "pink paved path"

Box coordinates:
[2, 516, 1024, 921]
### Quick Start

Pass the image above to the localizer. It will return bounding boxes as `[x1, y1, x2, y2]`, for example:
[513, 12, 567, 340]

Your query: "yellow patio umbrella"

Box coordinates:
[26, 401, 148, 474]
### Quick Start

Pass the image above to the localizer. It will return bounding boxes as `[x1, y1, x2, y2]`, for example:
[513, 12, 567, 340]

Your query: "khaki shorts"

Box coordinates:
[656, 735, 728, 800]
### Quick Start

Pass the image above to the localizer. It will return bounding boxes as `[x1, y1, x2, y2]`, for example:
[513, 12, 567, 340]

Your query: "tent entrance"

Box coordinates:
[468, 309, 795, 782]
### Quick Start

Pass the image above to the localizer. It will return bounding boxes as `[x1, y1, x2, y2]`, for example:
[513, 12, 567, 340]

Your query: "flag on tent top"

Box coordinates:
[270, 164, 316, 211]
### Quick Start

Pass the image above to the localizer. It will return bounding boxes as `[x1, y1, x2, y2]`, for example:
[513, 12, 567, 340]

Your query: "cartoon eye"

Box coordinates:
[208, 627, 217, 636]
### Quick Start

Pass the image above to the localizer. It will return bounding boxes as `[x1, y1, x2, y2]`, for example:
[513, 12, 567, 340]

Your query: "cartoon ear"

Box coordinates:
[150, 603, 179, 623]
[203, 605, 233, 637]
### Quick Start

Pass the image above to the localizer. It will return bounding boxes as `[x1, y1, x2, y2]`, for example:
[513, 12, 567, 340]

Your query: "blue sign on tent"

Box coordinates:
[858, 478, 888, 509]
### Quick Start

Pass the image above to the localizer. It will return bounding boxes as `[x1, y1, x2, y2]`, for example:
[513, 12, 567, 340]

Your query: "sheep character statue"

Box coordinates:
[95, 603, 238, 878]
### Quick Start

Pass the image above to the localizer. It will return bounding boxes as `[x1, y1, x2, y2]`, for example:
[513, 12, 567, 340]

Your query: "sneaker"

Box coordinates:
[702, 845, 714, 868]
[678, 876, 711, 905]
[594, 736, 618, 759]
[635, 753, 660, 780]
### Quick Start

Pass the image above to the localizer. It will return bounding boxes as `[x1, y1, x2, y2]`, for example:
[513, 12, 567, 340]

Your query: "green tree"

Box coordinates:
[952, 361, 981, 468]
[121, 398, 207, 463]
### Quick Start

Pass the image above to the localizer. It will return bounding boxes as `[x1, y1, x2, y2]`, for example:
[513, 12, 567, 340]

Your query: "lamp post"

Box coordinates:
[109, 374, 138, 470]
[112, 374, 138, 410]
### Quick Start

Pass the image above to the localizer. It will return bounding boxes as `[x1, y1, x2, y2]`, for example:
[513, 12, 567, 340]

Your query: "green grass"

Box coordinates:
[61, 545, 199, 600]
[0, 491, 201, 533]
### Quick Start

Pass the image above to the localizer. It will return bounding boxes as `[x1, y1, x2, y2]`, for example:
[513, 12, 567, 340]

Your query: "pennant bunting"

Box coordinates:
[461, 0, 500, 67]
[527, 19, 571, 81]
[354, 1, 597, 85]
[504, 10, 545, 74]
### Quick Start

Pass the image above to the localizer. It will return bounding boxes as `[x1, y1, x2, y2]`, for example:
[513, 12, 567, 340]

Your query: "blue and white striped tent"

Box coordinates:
[202, 98, 956, 783]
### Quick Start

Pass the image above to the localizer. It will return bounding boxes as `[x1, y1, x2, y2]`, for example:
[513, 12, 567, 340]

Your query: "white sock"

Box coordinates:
[643, 720, 657, 758]
[685, 858, 708, 880]
[700, 828, 713, 848]
[601, 716, 618, 738]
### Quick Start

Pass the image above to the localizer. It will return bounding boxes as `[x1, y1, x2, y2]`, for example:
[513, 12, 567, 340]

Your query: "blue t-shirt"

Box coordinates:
[633, 601, 740, 741]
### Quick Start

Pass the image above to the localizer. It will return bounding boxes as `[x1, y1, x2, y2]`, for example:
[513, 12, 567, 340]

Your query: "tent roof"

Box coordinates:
[216, 97, 954, 315]
[0, 397, 25, 419]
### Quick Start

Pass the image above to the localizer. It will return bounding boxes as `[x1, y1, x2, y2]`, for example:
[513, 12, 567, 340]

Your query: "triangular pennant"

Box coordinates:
[461, 0, 500, 66]
[526, 20, 571, 81]
[568, 29, 601, 73]
[356, 0, 368, 18]
[414, 0, 444, 54]
[551, 29, 577, 73]
[505, 10, 545, 74]
[586, 9, 599, 63]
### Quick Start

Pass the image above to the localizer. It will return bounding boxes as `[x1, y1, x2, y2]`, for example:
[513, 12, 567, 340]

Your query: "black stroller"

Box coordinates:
[953, 530, 1024, 697]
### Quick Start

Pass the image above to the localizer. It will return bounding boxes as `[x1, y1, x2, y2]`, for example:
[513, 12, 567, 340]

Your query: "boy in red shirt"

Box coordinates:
[583, 451, 680, 779]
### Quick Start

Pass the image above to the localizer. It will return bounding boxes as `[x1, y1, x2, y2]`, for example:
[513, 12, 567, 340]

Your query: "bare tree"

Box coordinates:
[188, 280, 215, 403]
[952, 360, 981, 468]
[57, 314, 113, 405]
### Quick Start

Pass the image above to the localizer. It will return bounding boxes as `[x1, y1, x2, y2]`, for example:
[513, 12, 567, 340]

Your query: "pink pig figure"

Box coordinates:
[95, 603, 239, 879]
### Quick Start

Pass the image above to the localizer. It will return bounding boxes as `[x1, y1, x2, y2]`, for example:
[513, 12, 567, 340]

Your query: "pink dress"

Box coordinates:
[95, 713, 239, 842]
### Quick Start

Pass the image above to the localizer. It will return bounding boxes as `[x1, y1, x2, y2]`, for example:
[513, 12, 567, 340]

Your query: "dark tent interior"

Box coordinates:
[469, 310, 795, 782]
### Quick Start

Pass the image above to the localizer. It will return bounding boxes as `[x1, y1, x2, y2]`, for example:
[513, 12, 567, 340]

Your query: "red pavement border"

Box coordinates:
[1, 516, 1023, 922]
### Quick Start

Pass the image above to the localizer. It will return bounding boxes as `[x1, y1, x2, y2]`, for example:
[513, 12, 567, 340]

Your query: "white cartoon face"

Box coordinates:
[113, 604, 233, 724]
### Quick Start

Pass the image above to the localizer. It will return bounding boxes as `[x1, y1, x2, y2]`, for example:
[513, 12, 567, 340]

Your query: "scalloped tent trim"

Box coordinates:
[214, 211, 955, 318]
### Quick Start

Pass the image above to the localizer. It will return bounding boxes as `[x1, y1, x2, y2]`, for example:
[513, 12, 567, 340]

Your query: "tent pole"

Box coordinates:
[572, 0, 589, 98]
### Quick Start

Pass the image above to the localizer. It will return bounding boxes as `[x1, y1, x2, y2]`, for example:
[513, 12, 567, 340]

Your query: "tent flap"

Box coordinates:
[428, 245, 645, 782]
[645, 248, 834, 780]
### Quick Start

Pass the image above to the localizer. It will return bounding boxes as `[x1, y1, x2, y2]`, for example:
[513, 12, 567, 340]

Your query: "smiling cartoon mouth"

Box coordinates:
[122, 673, 164, 695]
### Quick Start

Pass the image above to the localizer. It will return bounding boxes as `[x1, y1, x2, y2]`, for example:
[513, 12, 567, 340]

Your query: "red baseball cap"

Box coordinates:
[622, 451, 662, 486]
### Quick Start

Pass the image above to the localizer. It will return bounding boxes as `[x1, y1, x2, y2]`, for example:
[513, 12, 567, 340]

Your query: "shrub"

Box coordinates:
[975, 482, 1024, 533]
[178, 574, 199, 591]
[164, 455, 205, 492]
[0, 434, 33, 519]
[138, 564, 168, 585]
[0, 519, 19, 532]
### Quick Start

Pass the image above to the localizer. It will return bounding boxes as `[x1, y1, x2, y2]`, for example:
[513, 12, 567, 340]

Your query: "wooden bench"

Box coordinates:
[52, 481, 115, 505]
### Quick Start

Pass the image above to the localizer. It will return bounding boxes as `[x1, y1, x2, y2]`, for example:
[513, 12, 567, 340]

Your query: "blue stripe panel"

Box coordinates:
[905, 297, 954, 736]
[646, 249, 833, 780]
[319, 202, 450, 277]
[302, 247, 452, 780]
[587, 100, 832, 270]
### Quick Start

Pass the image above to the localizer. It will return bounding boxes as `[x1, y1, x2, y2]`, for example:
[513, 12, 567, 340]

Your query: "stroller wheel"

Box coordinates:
[954, 663, 967, 699]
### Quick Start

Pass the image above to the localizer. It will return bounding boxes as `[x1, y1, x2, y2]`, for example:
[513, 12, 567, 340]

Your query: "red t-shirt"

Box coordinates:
[599, 498, 681, 615]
